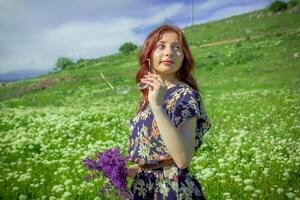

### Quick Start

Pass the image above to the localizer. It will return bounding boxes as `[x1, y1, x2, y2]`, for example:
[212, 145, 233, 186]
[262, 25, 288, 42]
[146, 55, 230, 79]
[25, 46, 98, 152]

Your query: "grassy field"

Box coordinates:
[0, 4, 300, 200]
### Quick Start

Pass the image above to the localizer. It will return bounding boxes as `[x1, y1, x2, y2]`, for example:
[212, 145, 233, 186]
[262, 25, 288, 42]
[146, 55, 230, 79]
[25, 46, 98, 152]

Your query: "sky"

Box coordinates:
[0, 0, 276, 74]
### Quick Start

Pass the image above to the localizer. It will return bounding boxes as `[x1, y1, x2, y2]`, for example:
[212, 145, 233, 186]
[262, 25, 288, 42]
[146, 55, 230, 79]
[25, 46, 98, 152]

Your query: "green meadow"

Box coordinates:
[0, 5, 299, 200]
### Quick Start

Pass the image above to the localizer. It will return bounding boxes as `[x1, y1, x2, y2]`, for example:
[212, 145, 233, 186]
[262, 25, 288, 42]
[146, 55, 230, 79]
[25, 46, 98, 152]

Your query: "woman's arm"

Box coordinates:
[151, 105, 197, 169]
[141, 71, 197, 169]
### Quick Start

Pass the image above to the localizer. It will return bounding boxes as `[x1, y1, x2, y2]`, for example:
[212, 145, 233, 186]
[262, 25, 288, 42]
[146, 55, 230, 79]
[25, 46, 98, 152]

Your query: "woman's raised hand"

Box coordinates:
[140, 71, 167, 108]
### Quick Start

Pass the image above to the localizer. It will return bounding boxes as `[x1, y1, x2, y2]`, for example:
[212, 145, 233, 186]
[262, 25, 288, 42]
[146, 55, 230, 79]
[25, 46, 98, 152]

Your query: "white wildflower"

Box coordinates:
[277, 188, 284, 194]
[286, 192, 295, 199]
[19, 194, 27, 200]
[244, 185, 255, 192]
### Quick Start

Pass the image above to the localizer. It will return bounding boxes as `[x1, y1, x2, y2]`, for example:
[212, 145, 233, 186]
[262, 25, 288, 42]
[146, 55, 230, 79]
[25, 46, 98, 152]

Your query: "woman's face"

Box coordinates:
[150, 31, 184, 76]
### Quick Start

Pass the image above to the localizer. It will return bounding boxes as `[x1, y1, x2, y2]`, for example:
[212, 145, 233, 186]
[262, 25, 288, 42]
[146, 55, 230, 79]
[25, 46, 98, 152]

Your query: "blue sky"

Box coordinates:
[0, 0, 276, 73]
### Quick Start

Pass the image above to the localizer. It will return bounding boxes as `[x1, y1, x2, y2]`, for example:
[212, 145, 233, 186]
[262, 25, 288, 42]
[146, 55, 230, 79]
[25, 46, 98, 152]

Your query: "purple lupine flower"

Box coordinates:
[83, 147, 133, 200]
[83, 157, 102, 171]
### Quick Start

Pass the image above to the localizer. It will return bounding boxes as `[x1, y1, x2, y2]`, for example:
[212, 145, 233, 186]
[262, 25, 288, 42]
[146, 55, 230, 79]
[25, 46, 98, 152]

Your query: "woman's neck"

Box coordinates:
[160, 73, 180, 89]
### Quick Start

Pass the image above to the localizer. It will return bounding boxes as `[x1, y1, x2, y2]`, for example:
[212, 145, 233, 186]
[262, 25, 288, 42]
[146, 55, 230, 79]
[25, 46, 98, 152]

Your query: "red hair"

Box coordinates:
[136, 24, 199, 112]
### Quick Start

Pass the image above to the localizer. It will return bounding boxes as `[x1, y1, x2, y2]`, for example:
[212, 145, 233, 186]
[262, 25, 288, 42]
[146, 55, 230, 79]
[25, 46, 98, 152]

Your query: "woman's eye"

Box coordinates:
[157, 44, 165, 49]
[174, 46, 181, 50]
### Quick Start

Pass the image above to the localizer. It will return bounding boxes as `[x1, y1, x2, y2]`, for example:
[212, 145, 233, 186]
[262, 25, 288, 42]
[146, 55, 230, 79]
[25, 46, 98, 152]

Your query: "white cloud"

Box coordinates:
[0, 17, 145, 73]
[141, 3, 186, 26]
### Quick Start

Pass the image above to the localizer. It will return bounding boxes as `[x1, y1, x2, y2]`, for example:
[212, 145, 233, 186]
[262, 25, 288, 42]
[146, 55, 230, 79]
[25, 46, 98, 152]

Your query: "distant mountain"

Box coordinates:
[0, 68, 52, 82]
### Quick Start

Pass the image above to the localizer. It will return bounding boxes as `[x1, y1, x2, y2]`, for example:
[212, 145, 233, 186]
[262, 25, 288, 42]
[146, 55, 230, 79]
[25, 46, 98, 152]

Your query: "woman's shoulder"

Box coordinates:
[163, 82, 201, 113]
[167, 82, 199, 99]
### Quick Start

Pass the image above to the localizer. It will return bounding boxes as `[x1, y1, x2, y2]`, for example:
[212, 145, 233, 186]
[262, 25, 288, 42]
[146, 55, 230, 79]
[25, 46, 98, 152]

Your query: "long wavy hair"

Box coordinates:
[136, 24, 199, 112]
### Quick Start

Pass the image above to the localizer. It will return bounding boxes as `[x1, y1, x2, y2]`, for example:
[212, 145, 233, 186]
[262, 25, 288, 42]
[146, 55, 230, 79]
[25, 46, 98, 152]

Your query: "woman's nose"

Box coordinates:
[164, 46, 173, 56]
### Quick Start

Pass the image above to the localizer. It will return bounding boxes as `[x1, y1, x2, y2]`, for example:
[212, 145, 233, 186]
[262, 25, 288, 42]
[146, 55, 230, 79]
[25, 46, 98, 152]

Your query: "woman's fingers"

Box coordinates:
[146, 71, 160, 77]
[140, 79, 156, 89]
[142, 76, 164, 86]
[145, 72, 164, 86]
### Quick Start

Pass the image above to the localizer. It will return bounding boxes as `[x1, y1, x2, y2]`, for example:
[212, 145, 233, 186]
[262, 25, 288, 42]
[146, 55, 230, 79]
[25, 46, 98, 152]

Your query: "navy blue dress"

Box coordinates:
[128, 82, 211, 199]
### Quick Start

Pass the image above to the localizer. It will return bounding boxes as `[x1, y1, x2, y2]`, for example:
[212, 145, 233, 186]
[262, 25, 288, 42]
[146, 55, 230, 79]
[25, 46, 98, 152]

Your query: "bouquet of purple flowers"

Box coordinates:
[83, 147, 133, 200]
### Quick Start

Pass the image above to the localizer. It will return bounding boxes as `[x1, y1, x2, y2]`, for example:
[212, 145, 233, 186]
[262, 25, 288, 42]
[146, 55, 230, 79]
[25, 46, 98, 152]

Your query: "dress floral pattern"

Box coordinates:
[128, 82, 211, 199]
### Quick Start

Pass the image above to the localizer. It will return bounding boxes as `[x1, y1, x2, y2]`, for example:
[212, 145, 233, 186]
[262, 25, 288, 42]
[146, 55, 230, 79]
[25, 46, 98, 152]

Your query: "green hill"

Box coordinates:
[0, 3, 299, 200]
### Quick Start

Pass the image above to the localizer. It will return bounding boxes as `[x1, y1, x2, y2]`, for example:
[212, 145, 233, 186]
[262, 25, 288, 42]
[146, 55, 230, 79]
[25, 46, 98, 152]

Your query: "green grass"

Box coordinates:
[0, 5, 300, 200]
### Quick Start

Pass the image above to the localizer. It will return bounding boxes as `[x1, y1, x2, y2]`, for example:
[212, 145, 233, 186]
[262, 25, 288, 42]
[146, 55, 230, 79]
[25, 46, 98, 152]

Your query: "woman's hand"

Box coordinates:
[127, 164, 140, 178]
[140, 71, 167, 108]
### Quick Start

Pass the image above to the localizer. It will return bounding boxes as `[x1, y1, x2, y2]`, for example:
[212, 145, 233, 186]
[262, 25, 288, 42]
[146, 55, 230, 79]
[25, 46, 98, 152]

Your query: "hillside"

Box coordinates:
[0, 4, 299, 200]
[0, 6, 299, 107]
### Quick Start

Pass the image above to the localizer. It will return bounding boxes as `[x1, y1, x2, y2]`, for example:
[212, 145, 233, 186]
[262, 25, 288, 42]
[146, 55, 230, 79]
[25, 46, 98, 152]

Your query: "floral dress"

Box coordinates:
[128, 82, 211, 200]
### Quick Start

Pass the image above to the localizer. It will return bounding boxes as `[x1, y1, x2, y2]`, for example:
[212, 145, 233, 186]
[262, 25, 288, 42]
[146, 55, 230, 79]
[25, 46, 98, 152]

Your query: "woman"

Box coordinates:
[127, 24, 211, 199]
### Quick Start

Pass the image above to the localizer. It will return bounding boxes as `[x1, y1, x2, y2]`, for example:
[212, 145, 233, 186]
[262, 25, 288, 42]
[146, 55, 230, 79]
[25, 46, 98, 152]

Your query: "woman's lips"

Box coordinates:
[161, 61, 174, 65]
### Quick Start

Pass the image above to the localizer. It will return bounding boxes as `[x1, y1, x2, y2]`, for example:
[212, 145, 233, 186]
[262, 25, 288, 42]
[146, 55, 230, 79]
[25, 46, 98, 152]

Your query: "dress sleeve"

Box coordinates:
[173, 88, 211, 150]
